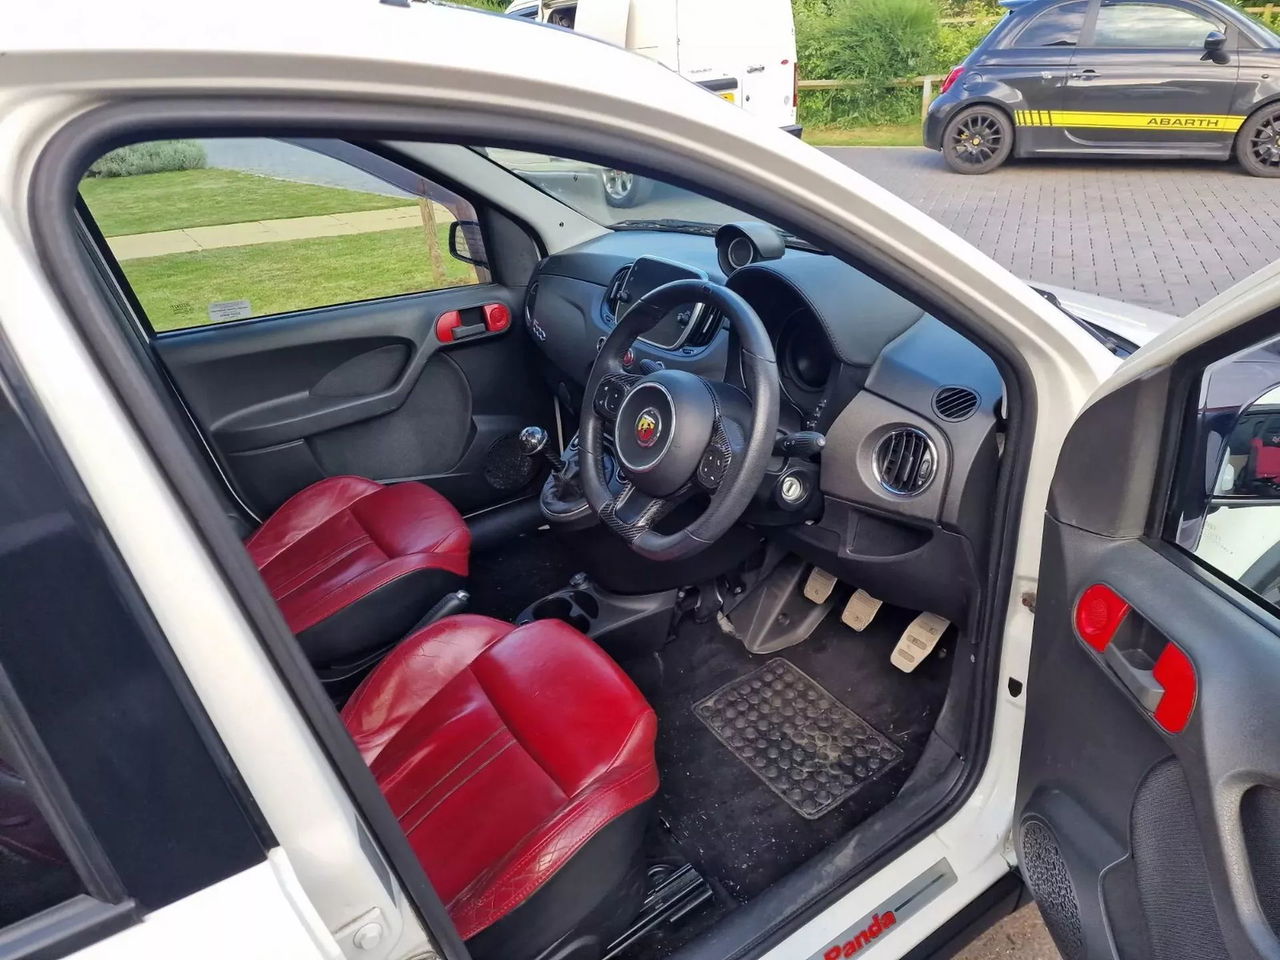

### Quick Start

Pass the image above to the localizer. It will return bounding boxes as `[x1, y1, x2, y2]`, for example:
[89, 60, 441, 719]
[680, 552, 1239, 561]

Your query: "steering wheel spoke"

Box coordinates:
[599, 482, 680, 541]
[695, 416, 738, 492]
[592, 373, 639, 420]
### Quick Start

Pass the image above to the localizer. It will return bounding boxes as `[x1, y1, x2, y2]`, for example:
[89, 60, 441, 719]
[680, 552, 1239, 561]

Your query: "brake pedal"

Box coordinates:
[840, 589, 882, 631]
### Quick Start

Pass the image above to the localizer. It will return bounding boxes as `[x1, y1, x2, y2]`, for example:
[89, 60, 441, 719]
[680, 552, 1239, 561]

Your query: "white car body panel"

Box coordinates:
[7, 2, 1273, 957]
[67, 855, 337, 960]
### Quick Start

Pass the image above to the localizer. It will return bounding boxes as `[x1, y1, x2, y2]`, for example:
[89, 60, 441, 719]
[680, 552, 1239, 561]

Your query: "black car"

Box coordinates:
[924, 0, 1280, 175]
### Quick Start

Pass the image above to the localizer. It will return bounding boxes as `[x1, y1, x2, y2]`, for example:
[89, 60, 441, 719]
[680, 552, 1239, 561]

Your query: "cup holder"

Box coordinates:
[526, 594, 592, 634]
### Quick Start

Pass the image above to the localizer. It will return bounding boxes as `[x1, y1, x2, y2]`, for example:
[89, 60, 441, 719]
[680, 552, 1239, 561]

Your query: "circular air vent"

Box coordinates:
[932, 385, 979, 422]
[873, 427, 937, 497]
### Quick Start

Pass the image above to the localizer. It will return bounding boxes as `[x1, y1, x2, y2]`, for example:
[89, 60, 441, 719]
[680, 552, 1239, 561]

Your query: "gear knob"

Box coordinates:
[519, 425, 549, 457]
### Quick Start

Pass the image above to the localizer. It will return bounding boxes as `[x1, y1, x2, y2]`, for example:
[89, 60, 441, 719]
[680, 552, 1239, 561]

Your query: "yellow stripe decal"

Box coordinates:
[1012, 109, 1244, 132]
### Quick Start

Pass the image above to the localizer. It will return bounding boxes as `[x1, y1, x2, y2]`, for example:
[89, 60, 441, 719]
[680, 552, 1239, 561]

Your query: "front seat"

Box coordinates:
[343, 615, 658, 960]
[247, 476, 470, 669]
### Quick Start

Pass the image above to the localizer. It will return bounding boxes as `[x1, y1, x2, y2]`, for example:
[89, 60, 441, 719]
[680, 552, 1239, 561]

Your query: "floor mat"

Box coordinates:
[694, 659, 902, 820]
[624, 603, 954, 903]
[466, 529, 580, 622]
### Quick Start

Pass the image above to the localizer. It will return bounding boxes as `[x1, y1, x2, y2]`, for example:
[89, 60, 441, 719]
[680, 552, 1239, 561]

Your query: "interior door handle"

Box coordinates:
[1102, 644, 1165, 713]
[1070, 69, 1098, 80]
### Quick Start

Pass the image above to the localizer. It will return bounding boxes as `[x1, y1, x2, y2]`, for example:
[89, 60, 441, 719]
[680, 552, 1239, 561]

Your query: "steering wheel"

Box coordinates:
[580, 279, 780, 562]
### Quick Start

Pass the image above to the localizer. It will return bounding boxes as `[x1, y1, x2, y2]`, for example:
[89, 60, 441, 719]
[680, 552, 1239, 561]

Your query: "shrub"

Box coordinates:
[798, 0, 941, 127]
[86, 140, 207, 178]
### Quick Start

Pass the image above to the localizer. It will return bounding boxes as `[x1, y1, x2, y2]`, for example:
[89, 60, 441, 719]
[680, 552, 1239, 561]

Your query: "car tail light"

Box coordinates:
[790, 60, 798, 108]
[940, 66, 965, 94]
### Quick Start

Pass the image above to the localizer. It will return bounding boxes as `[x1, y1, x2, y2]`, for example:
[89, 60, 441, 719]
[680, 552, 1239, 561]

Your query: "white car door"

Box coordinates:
[1014, 267, 1280, 960]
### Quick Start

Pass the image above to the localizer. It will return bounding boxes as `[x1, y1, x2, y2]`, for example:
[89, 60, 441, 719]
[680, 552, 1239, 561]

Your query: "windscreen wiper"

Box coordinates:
[1032, 287, 1135, 358]
[611, 218, 720, 236]
[611, 218, 823, 253]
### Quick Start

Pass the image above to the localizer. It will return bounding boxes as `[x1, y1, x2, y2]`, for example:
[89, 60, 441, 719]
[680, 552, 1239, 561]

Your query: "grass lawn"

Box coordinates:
[126, 226, 476, 332]
[803, 124, 923, 148]
[80, 168, 412, 237]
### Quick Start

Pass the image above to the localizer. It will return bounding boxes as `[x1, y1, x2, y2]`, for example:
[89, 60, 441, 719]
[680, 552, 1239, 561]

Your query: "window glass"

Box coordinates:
[1093, 3, 1223, 47]
[1014, 1, 1089, 46]
[0, 731, 83, 928]
[80, 138, 487, 333]
[1170, 335, 1280, 609]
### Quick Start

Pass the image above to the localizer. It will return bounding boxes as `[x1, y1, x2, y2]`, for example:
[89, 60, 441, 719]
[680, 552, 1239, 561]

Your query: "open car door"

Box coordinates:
[1015, 294, 1280, 960]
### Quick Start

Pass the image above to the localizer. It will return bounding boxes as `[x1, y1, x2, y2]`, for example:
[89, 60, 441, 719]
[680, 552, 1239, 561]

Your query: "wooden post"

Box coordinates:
[921, 75, 934, 125]
[418, 196, 447, 288]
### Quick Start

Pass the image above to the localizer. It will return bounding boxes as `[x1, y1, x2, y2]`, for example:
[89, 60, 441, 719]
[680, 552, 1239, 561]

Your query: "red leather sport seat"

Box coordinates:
[247, 476, 469, 668]
[343, 615, 658, 960]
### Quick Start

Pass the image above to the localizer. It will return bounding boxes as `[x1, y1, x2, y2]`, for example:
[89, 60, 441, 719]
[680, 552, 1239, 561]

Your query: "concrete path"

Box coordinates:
[824, 147, 1279, 316]
[107, 204, 441, 261]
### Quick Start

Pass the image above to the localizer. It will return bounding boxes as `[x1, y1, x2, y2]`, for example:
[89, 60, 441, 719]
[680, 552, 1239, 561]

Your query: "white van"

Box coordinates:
[506, 0, 799, 204]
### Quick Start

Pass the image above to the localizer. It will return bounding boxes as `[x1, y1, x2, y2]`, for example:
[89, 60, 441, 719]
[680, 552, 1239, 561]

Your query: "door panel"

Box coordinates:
[1018, 326, 1280, 959]
[155, 284, 551, 517]
[1061, 2, 1240, 153]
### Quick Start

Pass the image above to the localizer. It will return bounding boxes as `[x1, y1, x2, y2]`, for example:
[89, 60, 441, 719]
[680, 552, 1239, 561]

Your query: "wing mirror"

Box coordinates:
[1202, 31, 1229, 63]
[448, 220, 488, 268]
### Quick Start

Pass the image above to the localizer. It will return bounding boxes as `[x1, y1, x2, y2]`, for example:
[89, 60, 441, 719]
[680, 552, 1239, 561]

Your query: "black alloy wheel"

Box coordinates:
[1238, 105, 1280, 178]
[942, 106, 1013, 175]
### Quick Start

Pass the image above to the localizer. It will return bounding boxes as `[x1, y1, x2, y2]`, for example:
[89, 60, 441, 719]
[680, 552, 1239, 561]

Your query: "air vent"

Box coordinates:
[873, 428, 936, 497]
[604, 266, 632, 322]
[932, 385, 979, 422]
[684, 306, 725, 349]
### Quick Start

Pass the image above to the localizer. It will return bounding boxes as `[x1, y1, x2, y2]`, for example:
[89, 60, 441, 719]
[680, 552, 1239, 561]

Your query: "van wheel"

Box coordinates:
[602, 169, 653, 207]
[942, 106, 1013, 175]
[1236, 104, 1280, 178]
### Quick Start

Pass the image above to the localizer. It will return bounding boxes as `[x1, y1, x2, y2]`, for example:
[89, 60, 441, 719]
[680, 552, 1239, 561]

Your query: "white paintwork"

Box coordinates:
[67, 855, 338, 960]
[1033, 281, 1181, 348]
[0, 1, 1269, 957]
[513, 0, 799, 128]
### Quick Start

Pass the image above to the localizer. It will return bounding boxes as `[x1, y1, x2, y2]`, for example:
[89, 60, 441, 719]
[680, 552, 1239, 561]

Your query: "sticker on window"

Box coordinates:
[208, 299, 252, 323]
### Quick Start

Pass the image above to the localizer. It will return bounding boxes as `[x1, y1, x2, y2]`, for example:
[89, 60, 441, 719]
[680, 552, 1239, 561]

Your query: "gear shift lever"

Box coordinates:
[519, 425, 563, 474]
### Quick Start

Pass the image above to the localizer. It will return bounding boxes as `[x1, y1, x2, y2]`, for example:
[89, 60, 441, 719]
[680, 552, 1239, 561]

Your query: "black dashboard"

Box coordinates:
[525, 227, 1005, 622]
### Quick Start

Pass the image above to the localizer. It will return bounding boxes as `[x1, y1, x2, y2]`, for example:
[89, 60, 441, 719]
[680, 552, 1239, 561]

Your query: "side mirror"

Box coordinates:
[448, 220, 487, 268]
[1201, 31, 1229, 63]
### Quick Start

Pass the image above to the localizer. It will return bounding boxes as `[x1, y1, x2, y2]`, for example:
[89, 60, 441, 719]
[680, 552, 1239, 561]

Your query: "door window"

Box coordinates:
[0, 733, 83, 929]
[1013, 1, 1089, 47]
[1092, 2, 1224, 47]
[80, 138, 488, 333]
[1169, 334, 1280, 609]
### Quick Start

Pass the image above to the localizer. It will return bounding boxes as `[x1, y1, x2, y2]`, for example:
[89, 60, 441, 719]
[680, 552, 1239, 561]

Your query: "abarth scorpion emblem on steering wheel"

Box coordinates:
[635, 408, 661, 448]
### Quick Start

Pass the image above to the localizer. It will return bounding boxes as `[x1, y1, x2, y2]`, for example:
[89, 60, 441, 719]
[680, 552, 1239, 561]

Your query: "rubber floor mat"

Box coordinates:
[693, 658, 902, 820]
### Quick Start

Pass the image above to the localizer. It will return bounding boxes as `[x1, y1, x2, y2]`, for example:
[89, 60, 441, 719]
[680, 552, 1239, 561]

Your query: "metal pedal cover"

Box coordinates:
[693, 659, 902, 819]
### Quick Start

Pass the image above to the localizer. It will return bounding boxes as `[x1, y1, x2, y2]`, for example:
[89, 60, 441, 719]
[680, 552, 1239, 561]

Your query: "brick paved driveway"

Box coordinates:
[825, 147, 1279, 316]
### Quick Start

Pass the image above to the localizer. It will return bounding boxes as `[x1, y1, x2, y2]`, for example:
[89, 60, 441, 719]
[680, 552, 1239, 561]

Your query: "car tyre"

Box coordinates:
[942, 106, 1014, 175]
[601, 169, 654, 207]
[1236, 104, 1280, 178]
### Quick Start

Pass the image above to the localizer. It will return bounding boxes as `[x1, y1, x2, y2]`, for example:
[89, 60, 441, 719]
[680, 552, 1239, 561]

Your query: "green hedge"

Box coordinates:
[86, 141, 207, 178]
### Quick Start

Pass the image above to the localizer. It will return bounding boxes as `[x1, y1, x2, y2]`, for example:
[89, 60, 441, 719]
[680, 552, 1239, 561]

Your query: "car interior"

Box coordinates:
[60, 135, 1017, 960]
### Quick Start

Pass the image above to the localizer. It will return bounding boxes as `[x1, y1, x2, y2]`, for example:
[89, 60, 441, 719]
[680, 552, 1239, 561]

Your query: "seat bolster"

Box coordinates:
[246, 475, 380, 567]
[341, 615, 517, 763]
[448, 719, 659, 939]
[350, 482, 470, 577]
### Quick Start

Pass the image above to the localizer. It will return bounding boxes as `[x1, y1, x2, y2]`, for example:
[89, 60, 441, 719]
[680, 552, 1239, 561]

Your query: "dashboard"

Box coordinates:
[525, 226, 1006, 622]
